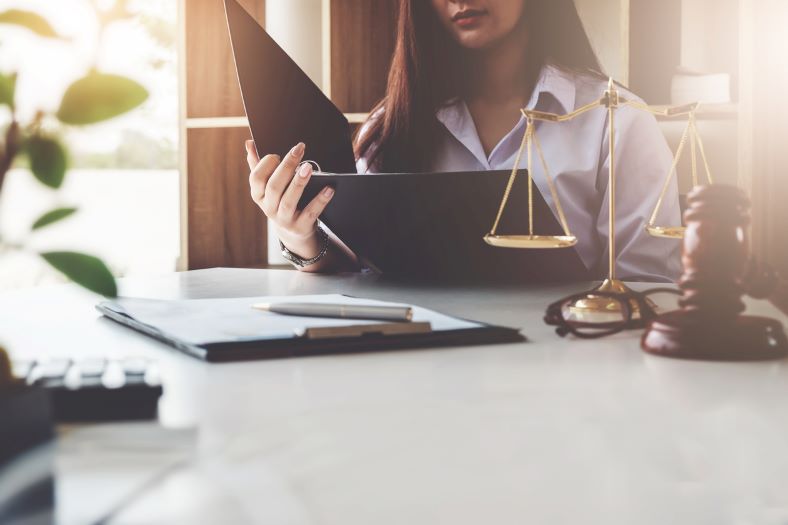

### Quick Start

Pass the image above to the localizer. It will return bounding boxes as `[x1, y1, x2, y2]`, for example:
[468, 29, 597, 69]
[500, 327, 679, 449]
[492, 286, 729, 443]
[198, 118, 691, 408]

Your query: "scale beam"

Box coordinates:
[485, 78, 716, 314]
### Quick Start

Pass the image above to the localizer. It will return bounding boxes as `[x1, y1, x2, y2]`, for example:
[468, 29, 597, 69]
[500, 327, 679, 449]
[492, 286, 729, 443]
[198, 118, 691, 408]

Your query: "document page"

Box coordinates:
[100, 295, 482, 345]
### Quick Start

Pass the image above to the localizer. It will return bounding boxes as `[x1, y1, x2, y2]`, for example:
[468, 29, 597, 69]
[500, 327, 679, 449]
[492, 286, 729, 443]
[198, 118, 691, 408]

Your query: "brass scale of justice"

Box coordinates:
[484, 78, 714, 316]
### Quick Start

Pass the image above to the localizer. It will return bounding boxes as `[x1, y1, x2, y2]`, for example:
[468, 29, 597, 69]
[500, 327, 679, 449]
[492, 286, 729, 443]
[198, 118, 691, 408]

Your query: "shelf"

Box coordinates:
[184, 113, 370, 129]
[653, 103, 739, 121]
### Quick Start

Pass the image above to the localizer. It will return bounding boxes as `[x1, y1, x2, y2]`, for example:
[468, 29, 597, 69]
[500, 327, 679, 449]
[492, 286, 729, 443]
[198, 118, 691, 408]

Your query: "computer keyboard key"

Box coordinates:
[100, 362, 127, 390]
[63, 365, 83, 391]
[74, 358, 106, 377]
[144, 365, 162, 387]
[11, 360, 34, 380]
[121, 357, 148, 376]
[14, 357, 163, 423]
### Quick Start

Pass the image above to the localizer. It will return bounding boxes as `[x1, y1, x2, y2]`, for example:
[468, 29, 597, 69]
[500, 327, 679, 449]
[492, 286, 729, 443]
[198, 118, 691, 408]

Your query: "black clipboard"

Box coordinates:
[96, 297, 525, 363]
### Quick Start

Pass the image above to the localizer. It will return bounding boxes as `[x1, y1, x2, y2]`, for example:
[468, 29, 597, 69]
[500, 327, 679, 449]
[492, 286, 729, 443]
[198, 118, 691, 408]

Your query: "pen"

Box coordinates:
[252, 302, 414, 322]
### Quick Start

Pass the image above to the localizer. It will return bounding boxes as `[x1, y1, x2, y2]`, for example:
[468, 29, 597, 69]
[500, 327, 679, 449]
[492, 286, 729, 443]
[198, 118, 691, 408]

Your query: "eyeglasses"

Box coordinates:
[544, 288, 682, 339]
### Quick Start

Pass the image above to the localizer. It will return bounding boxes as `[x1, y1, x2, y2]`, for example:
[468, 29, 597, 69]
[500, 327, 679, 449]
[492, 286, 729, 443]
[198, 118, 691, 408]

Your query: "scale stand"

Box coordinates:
[486, 78, 716, 318]
[566, 80, 641, 316]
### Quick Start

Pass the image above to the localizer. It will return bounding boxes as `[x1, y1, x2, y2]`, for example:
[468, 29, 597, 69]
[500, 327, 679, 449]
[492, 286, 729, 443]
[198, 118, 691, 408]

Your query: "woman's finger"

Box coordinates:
[245, 140, 260, 171]
[277, 162, 312, 224]
[295, 186, 335, 231]
[249, 154, 281, 205]
[262, 142, 305, 214]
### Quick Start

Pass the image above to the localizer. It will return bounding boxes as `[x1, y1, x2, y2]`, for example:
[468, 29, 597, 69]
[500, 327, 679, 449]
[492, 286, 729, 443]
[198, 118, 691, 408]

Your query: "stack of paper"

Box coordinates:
[671, 71, 731, 105]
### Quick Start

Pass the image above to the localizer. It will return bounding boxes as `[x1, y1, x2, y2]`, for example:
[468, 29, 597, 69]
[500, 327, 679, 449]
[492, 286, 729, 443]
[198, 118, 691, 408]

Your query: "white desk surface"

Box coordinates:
[2, 268, 788, 525]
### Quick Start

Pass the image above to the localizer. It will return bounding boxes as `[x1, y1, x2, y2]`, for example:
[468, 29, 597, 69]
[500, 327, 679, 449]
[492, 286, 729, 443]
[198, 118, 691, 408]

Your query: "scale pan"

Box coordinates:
[646, 226, 686, 239]
[484, 235, 578, 249]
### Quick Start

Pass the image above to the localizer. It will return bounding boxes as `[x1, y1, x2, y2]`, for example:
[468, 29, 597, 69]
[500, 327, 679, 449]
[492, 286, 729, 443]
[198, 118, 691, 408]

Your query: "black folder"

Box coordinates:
[300, 171, 591, 282]
[225, 0, 357, 173]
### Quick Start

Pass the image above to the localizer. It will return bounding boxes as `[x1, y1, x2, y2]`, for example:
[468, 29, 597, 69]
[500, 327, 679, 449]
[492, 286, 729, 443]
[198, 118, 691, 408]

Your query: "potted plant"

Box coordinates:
[0, 3, 151, 514]
[0, 1, 150, 297]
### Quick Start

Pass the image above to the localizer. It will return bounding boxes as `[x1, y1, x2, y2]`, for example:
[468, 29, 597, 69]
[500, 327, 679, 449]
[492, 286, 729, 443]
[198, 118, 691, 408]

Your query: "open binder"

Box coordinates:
[97, 295, 524, 363]
[225, 0, 357, 173]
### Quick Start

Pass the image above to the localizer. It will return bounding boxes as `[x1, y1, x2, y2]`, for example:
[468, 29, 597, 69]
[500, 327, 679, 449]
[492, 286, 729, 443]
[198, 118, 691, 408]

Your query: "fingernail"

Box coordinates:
[298, 163, 312, 178]
[322, 187, 334, 198]
[291, 142, 305, 157]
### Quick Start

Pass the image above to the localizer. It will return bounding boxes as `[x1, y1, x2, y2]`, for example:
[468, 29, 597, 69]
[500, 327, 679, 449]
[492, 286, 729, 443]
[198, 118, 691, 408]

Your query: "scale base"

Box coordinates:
[646, 225, 686, 239]
[642, 310, 788, 361]
[568, 279, 654, 317]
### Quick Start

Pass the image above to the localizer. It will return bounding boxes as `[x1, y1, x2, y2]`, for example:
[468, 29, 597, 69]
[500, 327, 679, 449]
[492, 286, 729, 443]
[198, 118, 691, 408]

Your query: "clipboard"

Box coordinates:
[96, 295, 525, 363]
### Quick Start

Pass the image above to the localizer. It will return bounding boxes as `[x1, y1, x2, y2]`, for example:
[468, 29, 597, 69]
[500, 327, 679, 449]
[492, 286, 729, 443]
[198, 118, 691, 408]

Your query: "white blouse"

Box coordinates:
[357, 65, 683, 282]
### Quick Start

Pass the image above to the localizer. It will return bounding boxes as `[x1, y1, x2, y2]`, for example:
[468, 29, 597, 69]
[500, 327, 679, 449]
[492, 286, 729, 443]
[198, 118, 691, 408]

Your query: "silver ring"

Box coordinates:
[297, 160, 322, 173]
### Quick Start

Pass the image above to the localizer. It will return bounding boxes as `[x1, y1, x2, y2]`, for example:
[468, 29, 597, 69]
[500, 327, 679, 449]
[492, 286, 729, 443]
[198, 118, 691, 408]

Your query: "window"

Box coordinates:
[0, 0, 178, 291]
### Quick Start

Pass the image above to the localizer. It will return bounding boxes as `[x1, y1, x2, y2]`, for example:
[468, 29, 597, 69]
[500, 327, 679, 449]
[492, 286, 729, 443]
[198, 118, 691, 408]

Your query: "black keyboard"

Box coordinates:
[11, 357, 163, 423]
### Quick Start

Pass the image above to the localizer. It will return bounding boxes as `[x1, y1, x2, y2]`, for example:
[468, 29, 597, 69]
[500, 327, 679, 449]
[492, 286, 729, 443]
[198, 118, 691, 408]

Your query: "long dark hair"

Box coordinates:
[355, 0, 604, 173]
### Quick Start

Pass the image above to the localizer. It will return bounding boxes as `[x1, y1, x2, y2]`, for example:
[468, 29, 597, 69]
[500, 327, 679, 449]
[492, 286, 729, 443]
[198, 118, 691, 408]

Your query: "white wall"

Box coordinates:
[574, 0, 629, 83]
[681, 0, 738, 74]
[265, 0, 325, 88]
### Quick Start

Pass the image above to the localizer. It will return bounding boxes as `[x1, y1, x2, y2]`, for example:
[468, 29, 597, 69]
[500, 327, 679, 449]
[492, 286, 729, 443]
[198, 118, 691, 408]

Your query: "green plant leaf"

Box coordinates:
[32, 207, 78, 230]
[0, 9, 62, 38]
[99, 0, 133, 25]
[25, 136, 68, 189]
[141, 15, 175, 48]
[0, 71, 17, 109]
[40, 252, 117, 298]
[57, 73, 149, 125]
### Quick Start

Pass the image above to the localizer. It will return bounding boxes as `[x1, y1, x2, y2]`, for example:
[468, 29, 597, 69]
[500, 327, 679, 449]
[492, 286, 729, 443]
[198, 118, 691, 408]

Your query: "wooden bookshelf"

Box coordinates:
[624, 0, 743, 187]
[180, 0, 783, 272]
[623, 0, 786, 271]
[179, 0, 267, 271]
[179, 0, 396, 270]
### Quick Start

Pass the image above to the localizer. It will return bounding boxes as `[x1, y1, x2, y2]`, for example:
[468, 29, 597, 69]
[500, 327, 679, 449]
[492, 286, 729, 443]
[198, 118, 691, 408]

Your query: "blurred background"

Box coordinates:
[0, 0, 178, 290]
[1, 0, 786, 292]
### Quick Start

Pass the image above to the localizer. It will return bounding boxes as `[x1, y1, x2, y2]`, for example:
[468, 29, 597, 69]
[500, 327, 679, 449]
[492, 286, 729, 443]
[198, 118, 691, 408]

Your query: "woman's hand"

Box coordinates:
[245, 140, 335, 260]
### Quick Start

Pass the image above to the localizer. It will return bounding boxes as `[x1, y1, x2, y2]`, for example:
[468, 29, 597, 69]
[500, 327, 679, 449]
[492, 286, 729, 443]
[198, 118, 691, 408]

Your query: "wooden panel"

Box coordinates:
[186, 0, 265, 118]
[740, 0, 788, 275]
[574, 0, 629, 83]
[330, 0, 398, 113]
[628, 0, 681, 103]
[187, 128, 267, 269]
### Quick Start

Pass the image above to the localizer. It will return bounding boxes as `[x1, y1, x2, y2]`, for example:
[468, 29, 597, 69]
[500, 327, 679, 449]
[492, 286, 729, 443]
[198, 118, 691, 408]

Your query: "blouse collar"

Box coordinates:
[434, 64, 578, 168]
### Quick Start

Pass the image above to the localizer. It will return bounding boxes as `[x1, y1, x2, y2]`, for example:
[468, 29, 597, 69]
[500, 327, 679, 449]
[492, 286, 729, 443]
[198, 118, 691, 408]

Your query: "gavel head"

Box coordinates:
[681, 184, 751, 289]
[642, 184, 788, 361]
[681, 184, 780, 301]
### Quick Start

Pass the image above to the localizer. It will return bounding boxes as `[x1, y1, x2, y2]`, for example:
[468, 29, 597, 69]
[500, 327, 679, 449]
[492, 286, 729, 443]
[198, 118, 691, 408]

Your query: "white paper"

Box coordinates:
[104, 295, 481, 345]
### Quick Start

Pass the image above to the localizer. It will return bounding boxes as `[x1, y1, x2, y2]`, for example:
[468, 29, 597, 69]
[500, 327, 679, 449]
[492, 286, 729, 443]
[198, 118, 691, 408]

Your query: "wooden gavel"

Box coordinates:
[642, 185, 788, 361]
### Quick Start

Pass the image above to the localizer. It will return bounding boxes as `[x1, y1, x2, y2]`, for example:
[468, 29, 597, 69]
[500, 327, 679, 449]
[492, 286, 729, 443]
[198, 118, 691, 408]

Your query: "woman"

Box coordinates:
[245, 0, 682, 282]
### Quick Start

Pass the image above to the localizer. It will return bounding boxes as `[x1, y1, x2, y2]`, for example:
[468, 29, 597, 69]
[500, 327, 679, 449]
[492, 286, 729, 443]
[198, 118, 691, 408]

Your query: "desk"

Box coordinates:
[2, 268, 788, 525]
